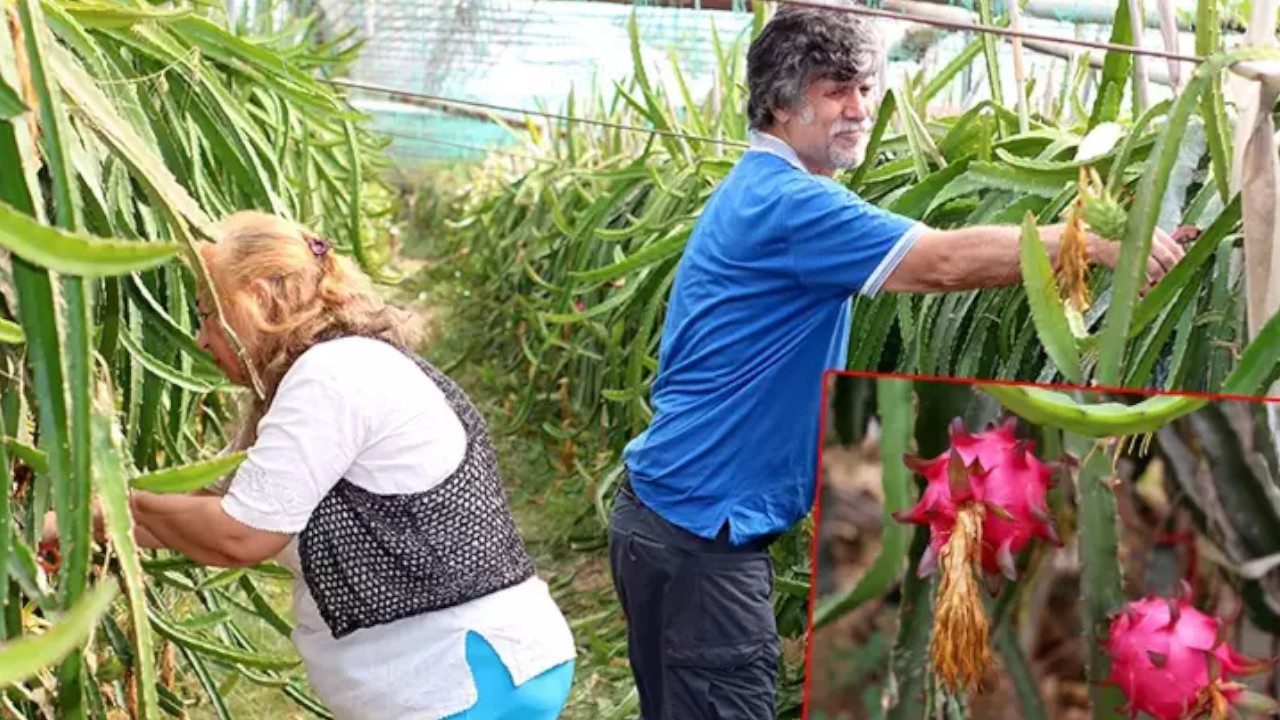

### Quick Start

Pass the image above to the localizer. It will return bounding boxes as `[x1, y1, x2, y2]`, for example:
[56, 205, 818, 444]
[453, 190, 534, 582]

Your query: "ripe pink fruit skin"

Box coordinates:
[1103, 591, 1272, 720]
[893, 417, 1061, 579]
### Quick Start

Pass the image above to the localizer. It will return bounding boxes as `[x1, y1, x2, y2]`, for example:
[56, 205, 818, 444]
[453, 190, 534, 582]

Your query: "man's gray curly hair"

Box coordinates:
[747, 4, 884, 130]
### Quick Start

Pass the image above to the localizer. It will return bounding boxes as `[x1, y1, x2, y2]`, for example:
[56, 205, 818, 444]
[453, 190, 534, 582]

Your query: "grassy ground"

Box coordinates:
[393, 252, 639, 720]
[180, 581, 304, 719]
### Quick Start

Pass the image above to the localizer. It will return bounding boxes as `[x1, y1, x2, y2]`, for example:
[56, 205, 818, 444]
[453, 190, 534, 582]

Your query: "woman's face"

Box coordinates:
[195, 243, 253, 386]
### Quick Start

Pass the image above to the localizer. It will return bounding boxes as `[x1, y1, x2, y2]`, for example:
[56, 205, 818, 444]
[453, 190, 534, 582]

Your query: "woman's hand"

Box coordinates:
[128, 491, 291, 567]
[42, 496, 166, 553]
[40, 499, 108, 547]
[40, 492, 288, 567]
[40, 510, 58, 546]
[39, 502, 107, 574]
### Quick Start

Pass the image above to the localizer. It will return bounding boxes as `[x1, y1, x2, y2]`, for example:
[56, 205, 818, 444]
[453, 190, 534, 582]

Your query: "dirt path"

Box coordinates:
[391, 256, 639, 720]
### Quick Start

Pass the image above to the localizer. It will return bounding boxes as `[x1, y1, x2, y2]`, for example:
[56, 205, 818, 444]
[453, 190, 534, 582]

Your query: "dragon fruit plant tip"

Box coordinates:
[891, 416, 1069, 693]
[1103, 582, 1278, 720]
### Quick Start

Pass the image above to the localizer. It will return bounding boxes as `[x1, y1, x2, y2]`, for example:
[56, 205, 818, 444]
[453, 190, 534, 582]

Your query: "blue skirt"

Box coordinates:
[441, 631, 575, 720]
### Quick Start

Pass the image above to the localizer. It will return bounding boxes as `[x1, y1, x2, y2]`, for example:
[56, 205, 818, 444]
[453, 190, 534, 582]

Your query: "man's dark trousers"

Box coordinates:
[607, 476, 781, 720]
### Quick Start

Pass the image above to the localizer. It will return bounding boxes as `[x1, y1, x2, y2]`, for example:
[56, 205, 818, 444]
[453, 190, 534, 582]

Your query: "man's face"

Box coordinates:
[783, 75, 879, 175]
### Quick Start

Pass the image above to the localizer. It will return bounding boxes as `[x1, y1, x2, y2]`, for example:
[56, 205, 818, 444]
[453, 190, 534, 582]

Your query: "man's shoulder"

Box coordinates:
[739, 153, 858, 200]
[708, 153, 845, 220]
[730, 151, 809, 186]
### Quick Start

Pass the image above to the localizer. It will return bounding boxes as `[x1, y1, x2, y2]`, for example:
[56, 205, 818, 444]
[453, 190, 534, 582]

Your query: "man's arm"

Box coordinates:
[880, 224, 1186, 294]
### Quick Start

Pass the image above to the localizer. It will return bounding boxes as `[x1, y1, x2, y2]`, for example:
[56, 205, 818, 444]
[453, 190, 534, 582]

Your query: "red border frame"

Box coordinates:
[799, 368, 1280, 719]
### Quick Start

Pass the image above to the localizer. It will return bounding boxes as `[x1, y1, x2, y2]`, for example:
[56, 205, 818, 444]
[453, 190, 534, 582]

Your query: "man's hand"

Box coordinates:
[884, 223, 1189, 294]
[1087, 226, 1186, 290]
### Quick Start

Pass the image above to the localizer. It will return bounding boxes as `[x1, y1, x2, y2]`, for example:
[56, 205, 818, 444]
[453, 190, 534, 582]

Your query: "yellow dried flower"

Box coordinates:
[1055, 168, 1094, 315]
[930, 502, 992, 694]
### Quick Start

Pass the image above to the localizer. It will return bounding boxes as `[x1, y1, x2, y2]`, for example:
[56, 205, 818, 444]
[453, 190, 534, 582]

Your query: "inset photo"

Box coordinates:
[807, 372, 1280, 720]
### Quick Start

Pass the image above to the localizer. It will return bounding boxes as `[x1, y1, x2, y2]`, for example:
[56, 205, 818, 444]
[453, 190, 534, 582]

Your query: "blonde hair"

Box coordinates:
[207, 211, 424, 449]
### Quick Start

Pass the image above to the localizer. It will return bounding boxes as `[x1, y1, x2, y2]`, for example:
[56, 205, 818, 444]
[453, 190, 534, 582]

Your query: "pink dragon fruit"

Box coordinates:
[893, 416, 1064, 582]
[891, 416, 1068, 693]
[1103, 583, 1276, 720]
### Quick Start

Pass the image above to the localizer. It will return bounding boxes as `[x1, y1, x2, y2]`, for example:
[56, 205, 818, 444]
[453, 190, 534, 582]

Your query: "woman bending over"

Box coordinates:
[49, 211, 576, 720]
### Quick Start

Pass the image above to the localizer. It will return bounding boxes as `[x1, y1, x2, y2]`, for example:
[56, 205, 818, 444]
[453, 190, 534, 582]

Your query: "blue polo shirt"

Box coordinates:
[621, 132, 926, 546]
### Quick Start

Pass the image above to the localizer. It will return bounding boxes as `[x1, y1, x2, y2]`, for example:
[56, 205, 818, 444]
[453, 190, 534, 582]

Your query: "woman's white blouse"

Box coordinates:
[219, 336, 576, 720]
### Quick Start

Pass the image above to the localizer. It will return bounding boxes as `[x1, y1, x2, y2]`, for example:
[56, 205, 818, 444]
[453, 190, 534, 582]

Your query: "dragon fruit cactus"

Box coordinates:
[1103, 582, 1277, 720]
[892, 416, 1068, 693]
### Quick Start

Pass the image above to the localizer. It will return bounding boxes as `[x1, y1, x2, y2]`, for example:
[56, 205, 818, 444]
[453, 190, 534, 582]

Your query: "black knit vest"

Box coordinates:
[296, 337, 537, 639]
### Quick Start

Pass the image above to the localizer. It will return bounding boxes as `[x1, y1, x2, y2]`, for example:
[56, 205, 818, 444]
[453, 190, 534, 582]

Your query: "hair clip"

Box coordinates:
[306, 234, 330, 257]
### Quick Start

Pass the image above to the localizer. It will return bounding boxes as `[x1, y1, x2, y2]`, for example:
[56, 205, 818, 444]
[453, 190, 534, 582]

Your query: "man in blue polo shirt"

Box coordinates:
[606, 5, 1186, 719]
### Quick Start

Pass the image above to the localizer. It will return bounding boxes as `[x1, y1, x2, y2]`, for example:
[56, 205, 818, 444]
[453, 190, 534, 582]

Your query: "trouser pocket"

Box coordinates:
[662, 550, 781, 720]
[608, 501, 680, 719]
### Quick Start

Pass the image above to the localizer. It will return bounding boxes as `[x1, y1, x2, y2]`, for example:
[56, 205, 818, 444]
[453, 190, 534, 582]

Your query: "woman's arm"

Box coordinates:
[45, 496, 226, 559]
[129, 491, 292, 567]
[124, 360, 362, 565]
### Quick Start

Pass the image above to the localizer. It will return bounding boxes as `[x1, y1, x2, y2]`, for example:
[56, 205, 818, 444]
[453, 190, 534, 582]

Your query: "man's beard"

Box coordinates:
[797, 105, 872, 170]
[826, 120, 871, 169]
